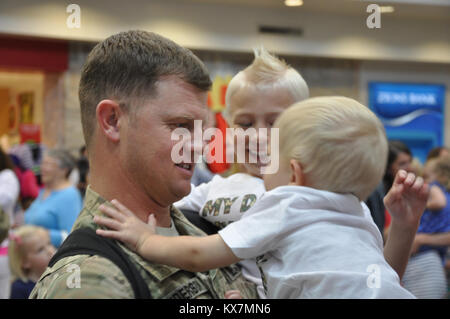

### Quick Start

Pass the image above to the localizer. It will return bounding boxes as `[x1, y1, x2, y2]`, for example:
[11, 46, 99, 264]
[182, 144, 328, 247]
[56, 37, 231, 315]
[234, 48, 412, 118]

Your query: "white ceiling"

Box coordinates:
[176, 0, 450, 21]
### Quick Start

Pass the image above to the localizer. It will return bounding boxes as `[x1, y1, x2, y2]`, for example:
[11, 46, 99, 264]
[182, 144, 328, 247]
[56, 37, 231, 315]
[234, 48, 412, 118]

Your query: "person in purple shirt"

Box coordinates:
[25, 149, 83, 247]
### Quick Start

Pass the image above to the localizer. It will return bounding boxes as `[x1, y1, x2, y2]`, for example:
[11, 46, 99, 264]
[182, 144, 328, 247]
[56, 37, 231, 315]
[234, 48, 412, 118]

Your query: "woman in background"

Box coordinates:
[25, 149, 82, 247]
[366, 140, 412, 237]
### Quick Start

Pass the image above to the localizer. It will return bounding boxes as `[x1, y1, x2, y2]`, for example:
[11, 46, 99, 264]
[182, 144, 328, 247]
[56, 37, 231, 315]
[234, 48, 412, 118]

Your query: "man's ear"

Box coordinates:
[289, 159, 305, 186]
[96, 100, 122, 143]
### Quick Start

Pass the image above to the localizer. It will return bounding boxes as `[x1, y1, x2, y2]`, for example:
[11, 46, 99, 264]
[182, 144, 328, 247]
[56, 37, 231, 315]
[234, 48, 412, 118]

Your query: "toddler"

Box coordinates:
[8, 225, 55, 299]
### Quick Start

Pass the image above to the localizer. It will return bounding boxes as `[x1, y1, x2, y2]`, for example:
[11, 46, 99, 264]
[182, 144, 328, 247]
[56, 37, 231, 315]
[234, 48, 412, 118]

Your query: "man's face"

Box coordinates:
[121, 76, 208, 207]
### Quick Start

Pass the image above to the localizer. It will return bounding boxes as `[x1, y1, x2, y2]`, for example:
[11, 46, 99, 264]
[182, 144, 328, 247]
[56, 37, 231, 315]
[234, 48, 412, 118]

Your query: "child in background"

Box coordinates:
[95, 97, 429, 298]
[414, 155, 450, 261]
[8, 225, 55, 299]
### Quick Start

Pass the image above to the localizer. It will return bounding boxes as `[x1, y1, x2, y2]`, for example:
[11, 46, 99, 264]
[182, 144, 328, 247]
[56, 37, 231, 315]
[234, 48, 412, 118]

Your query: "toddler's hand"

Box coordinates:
[383, 170, 429, 231]
[94, 199, 156, 253]
[224, 290, 243, 299]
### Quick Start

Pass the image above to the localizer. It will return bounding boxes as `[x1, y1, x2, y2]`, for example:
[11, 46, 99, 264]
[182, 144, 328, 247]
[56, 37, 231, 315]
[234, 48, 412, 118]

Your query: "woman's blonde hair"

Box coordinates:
[275, 96, 388, 201]
[224, 47, 309, 121]
[8, 225, 47, 281]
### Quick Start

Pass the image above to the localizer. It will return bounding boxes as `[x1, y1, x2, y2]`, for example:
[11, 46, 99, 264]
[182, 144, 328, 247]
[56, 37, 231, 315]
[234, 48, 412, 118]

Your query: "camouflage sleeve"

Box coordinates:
[30, 255, 134, 299]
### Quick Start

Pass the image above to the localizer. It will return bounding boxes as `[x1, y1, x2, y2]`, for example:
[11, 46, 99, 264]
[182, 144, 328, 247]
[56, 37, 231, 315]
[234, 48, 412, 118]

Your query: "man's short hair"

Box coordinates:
[275, 96, 388, 201]
[79, 30, 212, 148]
[224, 47, 309, 121]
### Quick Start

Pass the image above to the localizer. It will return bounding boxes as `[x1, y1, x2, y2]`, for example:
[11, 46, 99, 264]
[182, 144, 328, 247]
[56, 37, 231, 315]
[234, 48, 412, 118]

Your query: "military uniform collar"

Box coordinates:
[75, 185, 212, 282]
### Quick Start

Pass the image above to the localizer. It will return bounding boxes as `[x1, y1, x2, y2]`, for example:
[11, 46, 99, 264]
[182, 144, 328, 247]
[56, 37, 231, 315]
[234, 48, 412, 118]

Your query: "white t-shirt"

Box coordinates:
[219, 185, 416, 299]
[175, 173, 266, 228]
[175, 173, 267, 298]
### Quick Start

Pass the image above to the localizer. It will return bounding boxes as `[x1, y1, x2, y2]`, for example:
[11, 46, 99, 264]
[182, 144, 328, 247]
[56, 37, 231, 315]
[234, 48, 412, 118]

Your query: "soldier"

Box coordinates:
[29, 30, 258, 299]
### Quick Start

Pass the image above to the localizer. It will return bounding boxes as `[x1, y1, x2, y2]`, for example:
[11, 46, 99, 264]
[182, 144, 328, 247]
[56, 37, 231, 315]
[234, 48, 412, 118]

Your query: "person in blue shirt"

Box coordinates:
[413, 156, 450, 261]
[402, 155, 450, 298]
[25, 149, 83, 247]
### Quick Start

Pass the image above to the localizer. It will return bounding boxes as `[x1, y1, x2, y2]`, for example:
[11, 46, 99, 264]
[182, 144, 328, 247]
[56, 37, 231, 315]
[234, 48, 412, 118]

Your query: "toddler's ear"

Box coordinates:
[290, 159, 306, 186]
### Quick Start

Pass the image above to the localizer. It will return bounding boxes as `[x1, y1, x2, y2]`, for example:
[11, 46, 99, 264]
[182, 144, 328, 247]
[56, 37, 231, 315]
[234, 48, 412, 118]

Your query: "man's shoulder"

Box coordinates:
[29, 254, 134, 299]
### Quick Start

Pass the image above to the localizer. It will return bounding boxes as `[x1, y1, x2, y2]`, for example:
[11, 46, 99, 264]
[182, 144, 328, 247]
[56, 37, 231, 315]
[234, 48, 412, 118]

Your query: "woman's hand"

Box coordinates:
[94, 199, 156, 253]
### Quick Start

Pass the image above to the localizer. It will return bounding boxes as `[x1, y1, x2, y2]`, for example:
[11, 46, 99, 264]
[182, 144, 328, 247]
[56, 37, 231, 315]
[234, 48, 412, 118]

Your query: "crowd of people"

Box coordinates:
[0, 30, 448, 299]
[0, 144, 87, 298]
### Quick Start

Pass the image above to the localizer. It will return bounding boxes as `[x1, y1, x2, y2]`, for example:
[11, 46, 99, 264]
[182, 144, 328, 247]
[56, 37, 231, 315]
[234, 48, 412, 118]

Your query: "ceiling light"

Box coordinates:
[380, 6, 395, 13]
[284, 0, 303, 7]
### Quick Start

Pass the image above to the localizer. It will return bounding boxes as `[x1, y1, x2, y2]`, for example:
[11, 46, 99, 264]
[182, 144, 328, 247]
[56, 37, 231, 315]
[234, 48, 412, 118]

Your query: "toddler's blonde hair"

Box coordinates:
[224, 47, 309, 121]
[275, 96, 388, 201]
[8, 225, 48, 281]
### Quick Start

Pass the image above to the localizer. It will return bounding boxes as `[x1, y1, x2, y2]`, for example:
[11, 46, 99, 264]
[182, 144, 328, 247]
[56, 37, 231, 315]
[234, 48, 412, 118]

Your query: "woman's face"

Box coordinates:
[390, 152, 412, 177]
[40, 154, 67, 186]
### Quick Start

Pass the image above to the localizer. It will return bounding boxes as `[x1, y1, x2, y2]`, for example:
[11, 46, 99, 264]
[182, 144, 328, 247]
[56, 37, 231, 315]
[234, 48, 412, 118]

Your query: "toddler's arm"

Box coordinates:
[383, 169, 429, 279]
[94, 200, 240, 272]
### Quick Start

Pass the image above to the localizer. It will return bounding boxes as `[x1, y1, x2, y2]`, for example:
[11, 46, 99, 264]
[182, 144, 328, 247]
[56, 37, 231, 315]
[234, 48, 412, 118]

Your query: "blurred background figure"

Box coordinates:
[366, 140, 412, 238]
[75, 145, 89, 197]
[8, 225, 55, 299]
[402, 154, 450, 298]
[409, 157, 424, 178]
[0, 147, 20, 299]
[9, 151, 39, 210]
[426, 146, 450, 162]
[24, 149, 82, 248]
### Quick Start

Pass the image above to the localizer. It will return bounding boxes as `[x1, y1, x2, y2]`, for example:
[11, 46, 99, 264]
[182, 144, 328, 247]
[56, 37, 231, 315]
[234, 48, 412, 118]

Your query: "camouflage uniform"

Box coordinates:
[29, 187, 258, 299]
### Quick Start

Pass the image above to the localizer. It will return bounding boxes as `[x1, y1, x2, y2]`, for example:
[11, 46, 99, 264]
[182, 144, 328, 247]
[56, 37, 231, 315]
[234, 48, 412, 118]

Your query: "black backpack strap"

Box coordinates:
[48, 227, 151, 299]
[180, 209, 220, 235]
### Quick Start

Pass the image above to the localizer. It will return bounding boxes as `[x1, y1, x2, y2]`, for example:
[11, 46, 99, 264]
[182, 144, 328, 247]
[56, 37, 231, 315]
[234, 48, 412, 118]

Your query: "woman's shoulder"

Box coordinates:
[54, 186, 82, 201]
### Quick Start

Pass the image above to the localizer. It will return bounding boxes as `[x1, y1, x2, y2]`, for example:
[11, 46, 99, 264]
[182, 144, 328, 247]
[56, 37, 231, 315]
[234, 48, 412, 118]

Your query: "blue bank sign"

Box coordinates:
[368, 82, 446, 163]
